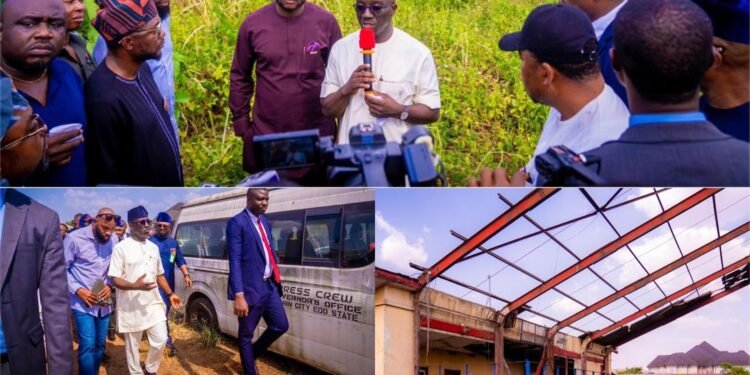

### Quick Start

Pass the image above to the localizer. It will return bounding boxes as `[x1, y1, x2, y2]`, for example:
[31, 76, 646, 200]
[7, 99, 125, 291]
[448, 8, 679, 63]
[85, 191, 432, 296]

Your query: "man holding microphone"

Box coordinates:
[321, 0, 441, 144]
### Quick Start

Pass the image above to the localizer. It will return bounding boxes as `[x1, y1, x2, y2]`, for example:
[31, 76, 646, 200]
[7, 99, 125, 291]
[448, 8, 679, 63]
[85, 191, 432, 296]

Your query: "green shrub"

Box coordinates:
[199, 325, 222, 348]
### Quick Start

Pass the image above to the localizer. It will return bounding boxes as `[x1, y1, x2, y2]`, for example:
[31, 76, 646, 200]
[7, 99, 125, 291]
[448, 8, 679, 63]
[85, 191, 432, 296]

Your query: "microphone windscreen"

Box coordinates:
[359, 28, 376, 50]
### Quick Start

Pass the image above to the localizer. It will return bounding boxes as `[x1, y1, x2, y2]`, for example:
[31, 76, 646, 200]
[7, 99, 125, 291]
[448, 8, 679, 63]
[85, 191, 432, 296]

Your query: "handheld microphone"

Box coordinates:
[359, 28, 376, 95]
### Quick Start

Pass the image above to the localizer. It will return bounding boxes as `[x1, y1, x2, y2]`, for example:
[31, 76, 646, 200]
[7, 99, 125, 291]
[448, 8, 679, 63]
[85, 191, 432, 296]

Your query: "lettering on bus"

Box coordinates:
[281, 285, 362, 322]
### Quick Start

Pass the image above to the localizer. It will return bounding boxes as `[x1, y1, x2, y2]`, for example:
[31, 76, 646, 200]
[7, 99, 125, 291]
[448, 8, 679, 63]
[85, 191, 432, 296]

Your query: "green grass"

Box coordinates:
[90, 0, 552, 186]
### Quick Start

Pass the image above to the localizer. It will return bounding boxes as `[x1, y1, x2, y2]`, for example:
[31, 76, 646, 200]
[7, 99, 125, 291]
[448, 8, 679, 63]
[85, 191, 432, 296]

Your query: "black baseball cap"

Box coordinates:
[499, 4, 599, 65]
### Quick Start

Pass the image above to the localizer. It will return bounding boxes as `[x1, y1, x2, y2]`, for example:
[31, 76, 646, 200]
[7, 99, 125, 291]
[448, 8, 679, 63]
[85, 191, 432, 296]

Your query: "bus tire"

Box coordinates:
[187, 296, 218, 331]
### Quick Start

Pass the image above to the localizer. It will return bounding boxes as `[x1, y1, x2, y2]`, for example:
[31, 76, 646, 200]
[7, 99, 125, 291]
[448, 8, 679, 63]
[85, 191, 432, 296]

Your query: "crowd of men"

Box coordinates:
[0, 188, 289, 375]
[0, 195, 191, 374]
[1, 0, 748, 188]
[0, 0, 182, 187]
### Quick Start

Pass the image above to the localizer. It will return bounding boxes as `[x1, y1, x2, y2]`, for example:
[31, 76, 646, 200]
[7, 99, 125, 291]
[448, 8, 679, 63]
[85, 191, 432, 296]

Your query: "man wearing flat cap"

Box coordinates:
[694, 0, 749, 142]
[149, 211, 191, 357]
[85, 0, 183, 187]
[469, 4, 628, 186]
[109, 205, 182, 375]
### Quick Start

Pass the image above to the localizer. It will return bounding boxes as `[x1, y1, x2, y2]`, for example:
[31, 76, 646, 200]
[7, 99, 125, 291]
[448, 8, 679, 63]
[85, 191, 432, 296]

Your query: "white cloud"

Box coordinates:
[63, 189, 137, 218]
[671, 314, 723, 329]
[422, 225, 431, 234]
[376, 211, 428, 274]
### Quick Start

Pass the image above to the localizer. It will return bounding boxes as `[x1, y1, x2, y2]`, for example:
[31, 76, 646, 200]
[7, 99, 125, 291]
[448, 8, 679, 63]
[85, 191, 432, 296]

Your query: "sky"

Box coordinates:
[375, 188, 750, 370]
[16, 187, 232, 224]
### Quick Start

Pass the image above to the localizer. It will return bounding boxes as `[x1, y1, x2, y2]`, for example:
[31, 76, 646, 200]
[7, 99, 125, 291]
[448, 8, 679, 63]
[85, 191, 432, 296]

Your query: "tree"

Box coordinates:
[721, 363, 750, 375]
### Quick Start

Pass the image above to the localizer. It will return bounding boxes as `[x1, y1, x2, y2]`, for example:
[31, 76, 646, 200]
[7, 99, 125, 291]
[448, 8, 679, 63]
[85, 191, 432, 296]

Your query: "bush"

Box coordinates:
[93, 0, 552, 186]
[199, 325, 222, 348]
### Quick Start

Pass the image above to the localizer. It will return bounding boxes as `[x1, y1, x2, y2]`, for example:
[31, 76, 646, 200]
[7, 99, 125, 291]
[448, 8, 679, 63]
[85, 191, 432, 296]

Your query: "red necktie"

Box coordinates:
[257, 218, 281, 284]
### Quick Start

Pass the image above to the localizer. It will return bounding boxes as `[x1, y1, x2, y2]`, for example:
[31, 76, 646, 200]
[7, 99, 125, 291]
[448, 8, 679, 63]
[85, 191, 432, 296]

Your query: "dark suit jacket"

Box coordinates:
[226, 210, 281, 306]
[598, 22, 627, 106]
[1, 189, 73, 374]
[585, 122, 750, 186]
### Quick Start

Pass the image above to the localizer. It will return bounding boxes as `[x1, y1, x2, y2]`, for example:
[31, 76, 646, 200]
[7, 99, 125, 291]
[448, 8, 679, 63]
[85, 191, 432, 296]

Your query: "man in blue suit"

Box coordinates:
[227, 188, 288, 375]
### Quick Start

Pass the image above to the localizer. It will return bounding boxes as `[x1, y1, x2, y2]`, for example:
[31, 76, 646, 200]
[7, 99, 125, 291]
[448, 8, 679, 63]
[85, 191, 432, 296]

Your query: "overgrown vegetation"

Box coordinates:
[620, 367, 643, 374]
[199, 325, 222, 348]
[85, 0, 551, 186]
[722, 363, 750, 375]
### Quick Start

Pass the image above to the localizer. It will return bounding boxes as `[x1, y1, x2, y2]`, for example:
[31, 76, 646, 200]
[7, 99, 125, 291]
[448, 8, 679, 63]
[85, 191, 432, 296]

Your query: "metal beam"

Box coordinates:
[548, 221, 748, 334]
[409, 262, 588, 332]
[595, 280, 749, 347]
[501, 188, 720, 315]
[418, 188, 558, 288]
[531, 219, 746, 375]
[588, 256, 749, 341]
[580, 189, 665, 313]
[450, 230, 615, 325]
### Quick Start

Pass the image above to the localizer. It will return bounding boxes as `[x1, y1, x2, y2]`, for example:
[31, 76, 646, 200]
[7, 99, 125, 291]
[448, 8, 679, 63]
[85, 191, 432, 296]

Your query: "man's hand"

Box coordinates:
[46, 129, 83, 167]
[364, 90, 402, 118]
[184, 274, 193, 289]
[132, 274, 157, 291]
[98, 285, 112, 302]
[76, 288, 98, 308]
[341, 64, 375, 96]
[234, 294, 249, 317]
[468, 167, 529, 187]
[168, 294, 183, 309]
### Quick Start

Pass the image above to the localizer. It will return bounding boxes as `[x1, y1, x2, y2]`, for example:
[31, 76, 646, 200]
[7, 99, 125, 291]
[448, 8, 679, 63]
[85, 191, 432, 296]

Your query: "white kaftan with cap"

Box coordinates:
[108, 237, 167, 333]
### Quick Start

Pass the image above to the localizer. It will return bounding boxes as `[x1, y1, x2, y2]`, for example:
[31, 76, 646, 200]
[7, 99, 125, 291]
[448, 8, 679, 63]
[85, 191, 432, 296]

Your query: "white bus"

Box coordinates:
[171, 188, 375, 375]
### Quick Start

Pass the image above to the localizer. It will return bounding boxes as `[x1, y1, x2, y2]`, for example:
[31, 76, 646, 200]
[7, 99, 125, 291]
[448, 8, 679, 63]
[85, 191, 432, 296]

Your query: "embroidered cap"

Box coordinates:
[92, 0, 158, 42]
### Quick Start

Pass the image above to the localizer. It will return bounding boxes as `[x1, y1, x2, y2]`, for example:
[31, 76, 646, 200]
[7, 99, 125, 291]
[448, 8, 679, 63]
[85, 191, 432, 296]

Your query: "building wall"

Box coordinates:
[417, 348, 525, 375]
[376, 284, 417, 375]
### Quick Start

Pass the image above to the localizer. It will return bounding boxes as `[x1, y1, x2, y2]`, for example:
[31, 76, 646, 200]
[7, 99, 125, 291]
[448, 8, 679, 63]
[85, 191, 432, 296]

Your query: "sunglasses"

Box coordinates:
[354, 2, 394, 15]
[0, 114, 47, 151]
[132, 219, 152, 227]
[156, 223, 170, 228]
[120, 22, 162, 43]
[97, 214, 121, 222]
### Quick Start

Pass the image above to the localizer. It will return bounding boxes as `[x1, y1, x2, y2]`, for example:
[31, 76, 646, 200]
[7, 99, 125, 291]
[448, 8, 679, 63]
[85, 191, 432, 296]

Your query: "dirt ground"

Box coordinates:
[71, 319, 328, 375]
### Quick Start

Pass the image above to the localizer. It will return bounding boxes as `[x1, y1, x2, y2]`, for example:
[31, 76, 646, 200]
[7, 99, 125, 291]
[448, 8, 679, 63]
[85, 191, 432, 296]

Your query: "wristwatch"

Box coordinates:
[400, 105, 410, 121]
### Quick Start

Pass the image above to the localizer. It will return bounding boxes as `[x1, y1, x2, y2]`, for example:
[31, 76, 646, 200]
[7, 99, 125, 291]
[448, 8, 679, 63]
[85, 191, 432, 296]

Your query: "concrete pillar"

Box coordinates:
[375, 284, 416, 375]
[495, 324, 507, 375]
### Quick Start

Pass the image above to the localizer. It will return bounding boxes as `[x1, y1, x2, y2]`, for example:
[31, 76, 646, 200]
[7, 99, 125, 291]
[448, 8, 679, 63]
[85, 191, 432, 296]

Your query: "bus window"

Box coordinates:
[342, 202, 375, 268]
[267, 211, 304, 265]
[176, 224, 200, 257]
[174, 220, 227, 259]
[302, 209, 341, 267]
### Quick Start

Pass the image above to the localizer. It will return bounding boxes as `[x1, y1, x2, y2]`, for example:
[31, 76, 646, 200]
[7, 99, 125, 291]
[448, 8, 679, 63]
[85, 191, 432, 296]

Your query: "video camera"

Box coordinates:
[534, 145, 607, 186]
[252, 123, 444, 187]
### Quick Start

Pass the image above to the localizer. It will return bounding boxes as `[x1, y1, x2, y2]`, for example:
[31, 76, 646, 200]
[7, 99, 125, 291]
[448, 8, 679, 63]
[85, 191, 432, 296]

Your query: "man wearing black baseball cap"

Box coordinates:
[581, 0, 749, 186]
[469, 4, 628, 187]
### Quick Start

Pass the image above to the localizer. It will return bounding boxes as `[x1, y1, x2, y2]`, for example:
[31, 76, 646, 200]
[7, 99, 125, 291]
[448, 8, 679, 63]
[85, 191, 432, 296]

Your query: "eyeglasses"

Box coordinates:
[0, 114, 47, 151]
[156, 223, 170, 228]
[97, 214, 121, 222]
[129, 22, 161, 37]
[354, 2, 394, 15]
[132, 219, 152, 227]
